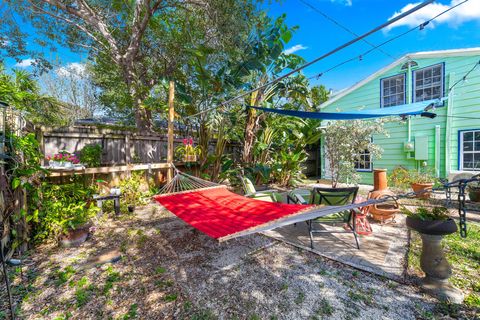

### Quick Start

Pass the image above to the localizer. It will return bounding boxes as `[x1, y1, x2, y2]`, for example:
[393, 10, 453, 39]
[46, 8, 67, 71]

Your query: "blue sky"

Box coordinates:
[6, 0, 480, 92]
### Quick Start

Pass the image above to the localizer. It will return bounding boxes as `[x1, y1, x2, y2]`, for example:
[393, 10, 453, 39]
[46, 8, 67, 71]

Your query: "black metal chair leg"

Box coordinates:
[351, 211, 360, 250]
[308, 220, 314, 249]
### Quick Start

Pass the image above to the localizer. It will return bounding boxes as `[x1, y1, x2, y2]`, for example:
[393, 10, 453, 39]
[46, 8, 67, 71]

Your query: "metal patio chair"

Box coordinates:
[239, 176, 277, 202]
[307, 186, 360, 250]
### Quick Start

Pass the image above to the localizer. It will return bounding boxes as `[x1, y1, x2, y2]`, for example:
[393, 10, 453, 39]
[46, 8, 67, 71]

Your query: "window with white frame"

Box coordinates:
[460, 130, 480, 171]
[381, 74, 405, 107]
[354, 149, 372, 171]
[413, 63, 444, 102]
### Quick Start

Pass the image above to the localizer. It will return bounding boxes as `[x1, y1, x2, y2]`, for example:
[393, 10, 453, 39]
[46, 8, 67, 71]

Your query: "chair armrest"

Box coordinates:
[287, 192, 307, 204]
[257, 189, 277, 194]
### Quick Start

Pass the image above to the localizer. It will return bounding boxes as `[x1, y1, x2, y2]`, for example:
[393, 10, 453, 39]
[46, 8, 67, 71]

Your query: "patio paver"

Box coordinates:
[263, 214, 408, 281]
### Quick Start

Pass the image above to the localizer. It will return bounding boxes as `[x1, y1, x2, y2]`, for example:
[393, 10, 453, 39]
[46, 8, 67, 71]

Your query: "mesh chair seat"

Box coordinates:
[308, 186, 360, 250]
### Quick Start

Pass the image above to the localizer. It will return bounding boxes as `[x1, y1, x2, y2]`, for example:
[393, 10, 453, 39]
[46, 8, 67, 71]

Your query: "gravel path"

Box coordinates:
[2, 202, 439, 320]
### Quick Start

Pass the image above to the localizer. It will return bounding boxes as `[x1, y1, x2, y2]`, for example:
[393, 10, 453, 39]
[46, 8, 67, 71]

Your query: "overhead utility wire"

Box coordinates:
[309, 0, 470, 81]
[447, 59, 480, 94]
[297, 0, 396, 60]
[185, 0, 435, 118]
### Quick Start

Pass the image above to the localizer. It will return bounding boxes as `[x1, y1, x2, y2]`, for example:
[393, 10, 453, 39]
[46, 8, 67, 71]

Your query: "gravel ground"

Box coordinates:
[1, 202, 441, 320]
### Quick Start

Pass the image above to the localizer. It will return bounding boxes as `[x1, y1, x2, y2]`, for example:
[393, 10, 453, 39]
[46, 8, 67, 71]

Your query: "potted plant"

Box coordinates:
[467, 180, 480, 202]
[409, 166, 437, 199]
[46, 150, 80, 168]
[403, 206, 464, 303]
[175, 138, 201, 163]
[35, 183, 99, 247]
[404, 206, 457, 235]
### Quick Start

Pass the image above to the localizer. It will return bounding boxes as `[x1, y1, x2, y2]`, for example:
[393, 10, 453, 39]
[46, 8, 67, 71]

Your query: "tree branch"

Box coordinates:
[36, 0, 122, 62]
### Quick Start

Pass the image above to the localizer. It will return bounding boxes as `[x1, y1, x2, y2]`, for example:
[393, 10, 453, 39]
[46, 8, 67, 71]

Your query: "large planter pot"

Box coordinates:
[468, 187, 480, 202]
[407, 218, 463, 303]
[411, 182, 434, 199]
[406, 216, 457, 236]
[59, 227, 90, 247]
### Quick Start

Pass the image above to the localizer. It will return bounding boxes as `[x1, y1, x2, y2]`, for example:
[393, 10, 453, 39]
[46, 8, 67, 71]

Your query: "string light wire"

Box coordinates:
[184, 0, 436, 118]
[308, 0, 470, 81]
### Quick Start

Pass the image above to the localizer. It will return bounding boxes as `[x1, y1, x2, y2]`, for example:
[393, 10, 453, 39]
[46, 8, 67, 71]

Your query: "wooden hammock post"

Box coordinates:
[167, 81, 175, 182]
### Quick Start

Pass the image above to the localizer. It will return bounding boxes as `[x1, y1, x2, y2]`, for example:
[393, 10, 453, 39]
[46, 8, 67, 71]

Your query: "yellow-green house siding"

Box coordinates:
[320, 52, 480, 185]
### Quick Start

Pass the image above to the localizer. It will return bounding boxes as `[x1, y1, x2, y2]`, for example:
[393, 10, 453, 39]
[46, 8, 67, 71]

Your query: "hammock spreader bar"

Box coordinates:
[248, 99, 443, 120]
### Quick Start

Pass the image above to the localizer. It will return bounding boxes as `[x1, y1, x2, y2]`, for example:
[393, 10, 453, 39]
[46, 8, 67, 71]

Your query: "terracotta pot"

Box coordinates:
[468, 187, 480, 202]
[373, 169, 388, 191]
[59, 227, 90, 247]
[411, 182, 434, 199]
[406, 216, 457, 236]
[368, 189, 400, 223]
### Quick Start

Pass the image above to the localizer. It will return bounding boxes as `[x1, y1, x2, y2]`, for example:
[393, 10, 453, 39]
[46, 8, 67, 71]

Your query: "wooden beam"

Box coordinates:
[45, 162, 178, 177]
[167, 81, 175, 182]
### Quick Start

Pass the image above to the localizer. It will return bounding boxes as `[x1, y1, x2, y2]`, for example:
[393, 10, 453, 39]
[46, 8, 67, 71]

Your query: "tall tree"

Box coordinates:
[2, 0, 258, 131]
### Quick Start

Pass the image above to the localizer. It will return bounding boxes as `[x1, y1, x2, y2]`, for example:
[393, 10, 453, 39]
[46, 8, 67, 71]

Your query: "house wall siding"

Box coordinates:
[320, 54, 480, 185]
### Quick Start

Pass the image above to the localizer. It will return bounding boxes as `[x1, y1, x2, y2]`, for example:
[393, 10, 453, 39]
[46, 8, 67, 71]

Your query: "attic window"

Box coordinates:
[413, 63, 444, 102]
[381, 74, 405, 108]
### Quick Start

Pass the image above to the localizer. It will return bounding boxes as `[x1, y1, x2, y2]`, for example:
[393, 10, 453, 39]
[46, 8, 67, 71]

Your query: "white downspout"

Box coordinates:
[445, 73, 455, 176]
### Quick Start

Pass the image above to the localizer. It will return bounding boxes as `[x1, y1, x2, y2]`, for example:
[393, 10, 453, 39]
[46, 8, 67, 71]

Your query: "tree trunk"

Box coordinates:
[134, 104, 153, 132]
[242, 108, 257, 164]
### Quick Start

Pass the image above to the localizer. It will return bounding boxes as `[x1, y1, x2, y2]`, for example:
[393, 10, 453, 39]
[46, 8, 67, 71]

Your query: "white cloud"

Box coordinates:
[284, 44, 308, 55]
[56, 62, 86, 78]
[15, 58, 35, 68]
[331, 0, 352, 6]
[385, 0, 480, 31]
[0, 39, 11, 47]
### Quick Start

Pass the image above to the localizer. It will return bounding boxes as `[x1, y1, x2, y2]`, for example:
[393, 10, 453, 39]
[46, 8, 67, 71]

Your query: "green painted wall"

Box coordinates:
[320, 53, 480, 185]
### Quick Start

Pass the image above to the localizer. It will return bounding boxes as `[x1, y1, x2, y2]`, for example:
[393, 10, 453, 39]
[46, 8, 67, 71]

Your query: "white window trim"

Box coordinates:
[354, 149, 373, 172]
[459, 129, 480, 171]
[380, 74, 406, 108]
[413, 63, 444, 103]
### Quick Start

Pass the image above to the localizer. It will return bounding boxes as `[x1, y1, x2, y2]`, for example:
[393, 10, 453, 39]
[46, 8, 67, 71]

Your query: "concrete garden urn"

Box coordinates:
[406, 217, 464, 303]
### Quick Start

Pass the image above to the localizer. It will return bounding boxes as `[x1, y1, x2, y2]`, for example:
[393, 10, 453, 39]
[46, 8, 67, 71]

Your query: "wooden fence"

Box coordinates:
[39, 126, 242, 167]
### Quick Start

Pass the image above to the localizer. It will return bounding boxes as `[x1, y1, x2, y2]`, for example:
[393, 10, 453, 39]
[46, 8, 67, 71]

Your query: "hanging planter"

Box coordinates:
[175, 138, 201, 163]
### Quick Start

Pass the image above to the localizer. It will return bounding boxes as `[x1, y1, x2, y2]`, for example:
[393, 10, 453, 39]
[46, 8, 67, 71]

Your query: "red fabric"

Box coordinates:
[153, 187, 311, 239]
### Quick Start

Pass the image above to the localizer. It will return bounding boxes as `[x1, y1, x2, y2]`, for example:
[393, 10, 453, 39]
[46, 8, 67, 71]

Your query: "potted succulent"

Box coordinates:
[403, 206, 463, 303]
[467, 180, 480, 202]
[409, 166, 437, 199]
[175, 138, 201, 163]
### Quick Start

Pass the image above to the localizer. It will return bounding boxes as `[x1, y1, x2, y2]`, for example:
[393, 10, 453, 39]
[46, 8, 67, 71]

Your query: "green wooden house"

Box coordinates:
[319, 48, 480, 185]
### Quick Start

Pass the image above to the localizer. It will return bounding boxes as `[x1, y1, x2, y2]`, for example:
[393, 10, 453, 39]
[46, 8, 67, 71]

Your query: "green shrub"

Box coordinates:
[79, 144, 102, 167]
[120, 172, 149, 207]
[31, 183, 99, 242]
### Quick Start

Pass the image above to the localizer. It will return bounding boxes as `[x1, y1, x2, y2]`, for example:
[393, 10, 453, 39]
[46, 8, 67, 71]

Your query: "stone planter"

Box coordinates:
[411, 182, 434, 199]
[406, 217, 457, 236]
[406, 217, 463, 303]
[468, 186, 480, 202]
[59, 227, 90, 247]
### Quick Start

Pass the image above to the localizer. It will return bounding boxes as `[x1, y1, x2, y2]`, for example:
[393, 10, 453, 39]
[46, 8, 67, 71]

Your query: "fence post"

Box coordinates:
[125, 133, 131, 165]
[167, 81, 175, 182]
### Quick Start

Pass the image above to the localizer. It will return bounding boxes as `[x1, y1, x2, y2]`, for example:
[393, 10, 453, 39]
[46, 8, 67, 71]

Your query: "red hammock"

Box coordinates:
[154, 186, 312, 241]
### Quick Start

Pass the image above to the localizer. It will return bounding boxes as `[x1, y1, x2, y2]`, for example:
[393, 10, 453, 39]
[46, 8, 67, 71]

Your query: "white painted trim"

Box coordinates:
[320, 47, 480, 109]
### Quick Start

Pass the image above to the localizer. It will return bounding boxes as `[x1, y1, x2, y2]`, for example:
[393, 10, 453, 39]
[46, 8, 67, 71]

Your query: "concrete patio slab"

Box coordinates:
[263, 214, 409, 281]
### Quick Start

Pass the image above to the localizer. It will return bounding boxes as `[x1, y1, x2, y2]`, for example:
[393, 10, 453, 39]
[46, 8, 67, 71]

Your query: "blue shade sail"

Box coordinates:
[248, 99, 443, 120]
